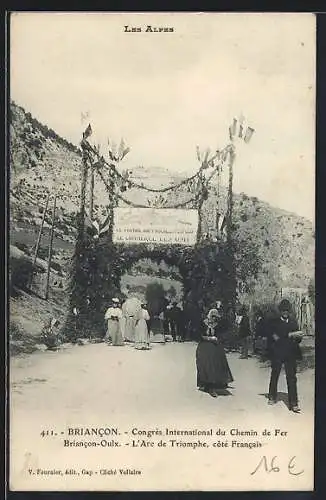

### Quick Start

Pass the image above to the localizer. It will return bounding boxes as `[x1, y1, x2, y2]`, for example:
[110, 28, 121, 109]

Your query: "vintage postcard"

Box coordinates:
[8, 12, 315, 491]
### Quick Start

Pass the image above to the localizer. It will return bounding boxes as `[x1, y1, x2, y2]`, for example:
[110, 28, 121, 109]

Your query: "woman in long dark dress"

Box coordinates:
[196, 308, 234, 398]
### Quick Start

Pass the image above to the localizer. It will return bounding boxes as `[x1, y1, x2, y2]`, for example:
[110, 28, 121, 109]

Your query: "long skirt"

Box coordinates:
[124, 316, 137, 342]
[196, 340, 233, 390]
[106, 319, 124, 346]
[134, 319, 150, 350]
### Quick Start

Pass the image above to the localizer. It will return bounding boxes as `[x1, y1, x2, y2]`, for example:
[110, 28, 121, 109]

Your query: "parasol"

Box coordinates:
[122, 297, 142, 316]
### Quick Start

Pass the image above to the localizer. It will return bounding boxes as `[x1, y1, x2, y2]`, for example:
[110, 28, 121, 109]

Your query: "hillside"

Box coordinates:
[9, 101, 314, 314]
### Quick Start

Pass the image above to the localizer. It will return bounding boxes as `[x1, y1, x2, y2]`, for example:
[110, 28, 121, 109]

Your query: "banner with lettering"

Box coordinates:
[113, 207, 198, 246]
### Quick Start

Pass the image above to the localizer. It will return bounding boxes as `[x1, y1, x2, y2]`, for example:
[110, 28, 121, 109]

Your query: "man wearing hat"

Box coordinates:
[267, 299, 303, 413]
[169, 301, 183, 342]
[215, 300, 223, 310]
[104, 298, 124, 346]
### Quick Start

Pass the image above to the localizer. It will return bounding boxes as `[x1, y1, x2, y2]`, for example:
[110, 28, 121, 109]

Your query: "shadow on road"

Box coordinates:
[199, 388, 233, 397]
[259, 391, 290, 409]
[216, 388, 233, 396]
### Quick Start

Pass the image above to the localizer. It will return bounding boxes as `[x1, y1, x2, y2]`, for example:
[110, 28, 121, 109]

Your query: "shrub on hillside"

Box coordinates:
[14, 241, 30, 255]
[9, 320, 26, 340]
[26, 137, 43, 150]
[51, 261, 62, 273]
[10, 256, 35, 295]
[9, 320, 40, 355]
[34, 245, 47, 260]
[34, 245, 56, 260]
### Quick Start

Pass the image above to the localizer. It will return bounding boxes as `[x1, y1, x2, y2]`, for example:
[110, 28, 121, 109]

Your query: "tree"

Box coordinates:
[145, 282, 166, 316]
[233, 232, 263, 296]
[10, 256, 37, 296]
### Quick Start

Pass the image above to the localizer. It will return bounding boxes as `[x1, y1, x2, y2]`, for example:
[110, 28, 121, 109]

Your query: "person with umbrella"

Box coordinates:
[121, 296, 142, 342]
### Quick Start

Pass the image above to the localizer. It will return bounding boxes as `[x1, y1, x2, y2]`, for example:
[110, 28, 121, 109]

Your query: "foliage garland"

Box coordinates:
[96, 168, 203, 210]
[84, 139, 230, 195]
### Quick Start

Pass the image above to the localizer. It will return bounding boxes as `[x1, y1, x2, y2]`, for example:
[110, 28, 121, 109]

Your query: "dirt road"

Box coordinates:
[10, 342, 315, 491]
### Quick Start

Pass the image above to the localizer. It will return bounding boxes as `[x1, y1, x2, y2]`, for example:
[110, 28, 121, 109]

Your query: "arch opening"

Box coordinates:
[65, 233, 236, 341]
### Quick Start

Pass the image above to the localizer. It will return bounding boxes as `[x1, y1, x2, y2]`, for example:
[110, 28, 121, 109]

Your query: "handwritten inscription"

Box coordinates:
[250, 456, 304, 476]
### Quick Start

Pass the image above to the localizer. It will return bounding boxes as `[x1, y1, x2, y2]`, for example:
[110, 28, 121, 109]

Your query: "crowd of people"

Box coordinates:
[103, 296, 185, 350]
[102, 295, 303, 412]
[104, 297, 152, 350]
[42, 294, 304, 414]
[195, 298, 303, 412]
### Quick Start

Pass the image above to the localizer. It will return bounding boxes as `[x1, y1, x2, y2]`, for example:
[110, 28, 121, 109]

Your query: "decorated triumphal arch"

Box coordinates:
[65, 119, 254, 339]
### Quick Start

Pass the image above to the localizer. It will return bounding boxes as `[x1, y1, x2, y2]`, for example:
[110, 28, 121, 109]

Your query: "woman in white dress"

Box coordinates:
[134, 305, 151, 350]
[104, 298, 124, 346]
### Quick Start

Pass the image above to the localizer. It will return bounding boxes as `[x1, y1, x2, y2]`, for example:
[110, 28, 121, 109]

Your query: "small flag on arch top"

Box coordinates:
[244, 127, 255, 143]
[196, 145, 201, 162]
[118, 138, 131, 160]
[83, 124, 92, 140]
[238, 114, 245, 138]
[120, 146, 130, 161]
[231, 118, 237, 138]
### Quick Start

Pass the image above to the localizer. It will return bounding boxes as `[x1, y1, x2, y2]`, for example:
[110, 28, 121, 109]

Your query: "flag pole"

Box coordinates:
[45, 193, 57, 301]
[227, 146, 235, 244]
[226, 143, 237, 315]
[108, 169, 115, 243]
[196, 171, 205, 244]
[90, 162, 95, 220]
[215, 164, 221, 238]
[78, 126, 91, 241]
[29, 190, 50, 289]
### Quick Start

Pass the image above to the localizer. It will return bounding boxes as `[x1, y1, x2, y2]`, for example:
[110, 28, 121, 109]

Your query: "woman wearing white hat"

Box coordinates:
[104, 298, 124, 346]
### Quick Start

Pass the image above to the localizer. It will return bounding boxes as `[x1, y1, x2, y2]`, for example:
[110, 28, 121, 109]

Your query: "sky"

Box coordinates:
[10, 12, 315, 221]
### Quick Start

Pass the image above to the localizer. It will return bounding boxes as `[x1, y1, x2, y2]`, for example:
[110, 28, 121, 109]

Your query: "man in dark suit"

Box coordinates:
[170, 302, 184, 342]
[267, 299, 302, 413]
